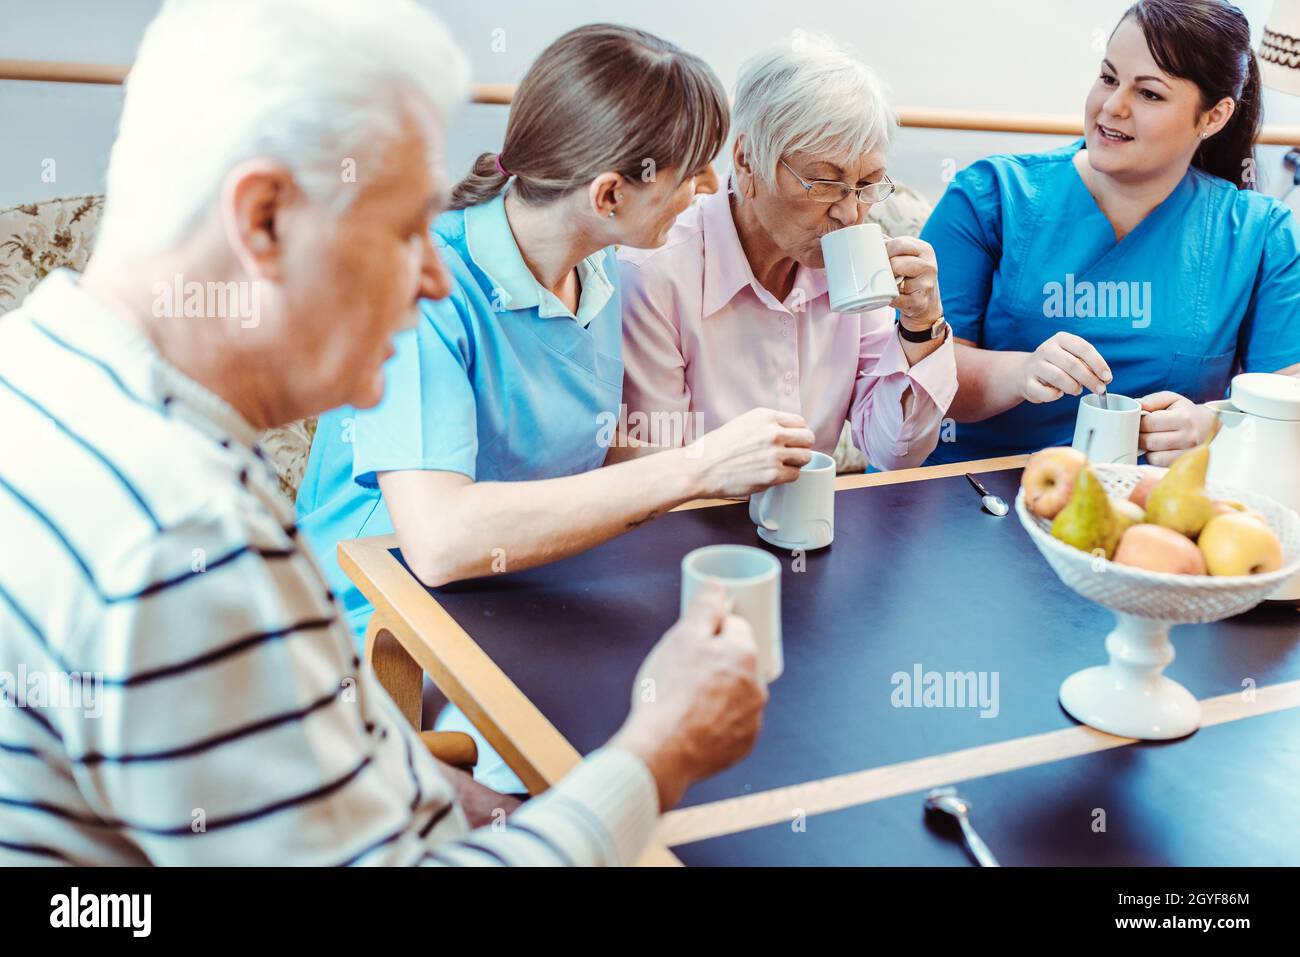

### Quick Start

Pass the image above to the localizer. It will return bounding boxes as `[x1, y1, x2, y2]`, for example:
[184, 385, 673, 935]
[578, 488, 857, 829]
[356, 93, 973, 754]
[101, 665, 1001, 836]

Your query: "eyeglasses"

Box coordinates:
[780, 160, 895, 204]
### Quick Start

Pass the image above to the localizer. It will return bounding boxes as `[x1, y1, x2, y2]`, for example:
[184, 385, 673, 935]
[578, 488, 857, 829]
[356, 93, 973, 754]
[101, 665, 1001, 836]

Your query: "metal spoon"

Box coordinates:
[965, 473, 1008, 517]
[924, 787, 1001, 867]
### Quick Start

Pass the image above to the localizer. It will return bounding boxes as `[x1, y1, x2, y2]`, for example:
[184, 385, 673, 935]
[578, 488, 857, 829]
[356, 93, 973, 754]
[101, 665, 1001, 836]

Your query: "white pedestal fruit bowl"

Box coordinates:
[1016, 463, 1300, 740]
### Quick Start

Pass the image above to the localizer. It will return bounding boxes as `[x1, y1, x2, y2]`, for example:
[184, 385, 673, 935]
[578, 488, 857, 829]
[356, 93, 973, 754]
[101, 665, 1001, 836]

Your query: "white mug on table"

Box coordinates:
[749, 449, 836, 550]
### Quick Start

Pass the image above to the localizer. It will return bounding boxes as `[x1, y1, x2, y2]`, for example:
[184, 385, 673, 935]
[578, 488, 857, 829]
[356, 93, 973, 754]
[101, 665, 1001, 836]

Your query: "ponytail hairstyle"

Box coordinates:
[1120, 0, 1262, 189]
[450, 23, 729, 210]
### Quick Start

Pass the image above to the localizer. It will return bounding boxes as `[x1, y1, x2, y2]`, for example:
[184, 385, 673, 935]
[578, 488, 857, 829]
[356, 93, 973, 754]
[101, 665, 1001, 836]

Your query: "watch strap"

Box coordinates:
[897, 316, 947, 343]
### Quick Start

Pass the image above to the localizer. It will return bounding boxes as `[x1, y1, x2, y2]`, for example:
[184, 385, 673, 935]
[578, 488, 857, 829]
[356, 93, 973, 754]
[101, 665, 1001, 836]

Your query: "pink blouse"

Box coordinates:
[617, 191, 958, 468]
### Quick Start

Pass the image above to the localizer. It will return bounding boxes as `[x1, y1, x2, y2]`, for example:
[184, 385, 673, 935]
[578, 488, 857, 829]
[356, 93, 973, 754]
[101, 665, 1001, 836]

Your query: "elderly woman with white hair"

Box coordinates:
[616, 38, 958, 468]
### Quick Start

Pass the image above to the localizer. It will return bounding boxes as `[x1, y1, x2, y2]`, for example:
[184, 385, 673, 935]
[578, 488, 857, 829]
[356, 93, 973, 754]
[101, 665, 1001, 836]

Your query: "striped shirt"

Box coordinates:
[0, 270, 658, 866]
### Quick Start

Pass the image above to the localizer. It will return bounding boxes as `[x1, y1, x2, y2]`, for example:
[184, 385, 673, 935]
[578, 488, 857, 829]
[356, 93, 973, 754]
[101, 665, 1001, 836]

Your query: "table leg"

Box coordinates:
[365, 613, 423, 730]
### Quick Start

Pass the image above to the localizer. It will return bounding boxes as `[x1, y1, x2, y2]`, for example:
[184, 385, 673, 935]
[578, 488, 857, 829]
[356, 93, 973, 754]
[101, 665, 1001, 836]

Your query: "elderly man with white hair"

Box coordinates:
[617, 37, 959, 467]
[0, 0, 767, 866]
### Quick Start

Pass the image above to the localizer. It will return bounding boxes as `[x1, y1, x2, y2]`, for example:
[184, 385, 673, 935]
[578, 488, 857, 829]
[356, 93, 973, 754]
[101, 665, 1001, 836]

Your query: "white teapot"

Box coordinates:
[1206, 372, 1300, 602]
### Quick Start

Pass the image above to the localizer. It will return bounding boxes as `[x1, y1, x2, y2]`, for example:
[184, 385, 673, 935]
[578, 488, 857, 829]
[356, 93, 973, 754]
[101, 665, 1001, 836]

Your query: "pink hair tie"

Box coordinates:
[493, 153, 510, 177]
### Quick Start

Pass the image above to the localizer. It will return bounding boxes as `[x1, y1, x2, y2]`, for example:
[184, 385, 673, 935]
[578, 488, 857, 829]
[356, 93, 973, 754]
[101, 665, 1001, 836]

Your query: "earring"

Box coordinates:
[608, 210, 616, 218]
[1200, 131, 1210, 140]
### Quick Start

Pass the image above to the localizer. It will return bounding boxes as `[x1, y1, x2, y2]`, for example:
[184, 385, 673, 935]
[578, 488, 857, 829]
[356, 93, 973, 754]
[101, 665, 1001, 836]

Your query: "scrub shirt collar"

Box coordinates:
[463, 191, 614, 327]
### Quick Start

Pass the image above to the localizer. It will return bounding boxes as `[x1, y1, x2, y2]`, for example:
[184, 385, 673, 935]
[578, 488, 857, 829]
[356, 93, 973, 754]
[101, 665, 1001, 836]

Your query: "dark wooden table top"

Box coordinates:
[411, 467, 1300, 865]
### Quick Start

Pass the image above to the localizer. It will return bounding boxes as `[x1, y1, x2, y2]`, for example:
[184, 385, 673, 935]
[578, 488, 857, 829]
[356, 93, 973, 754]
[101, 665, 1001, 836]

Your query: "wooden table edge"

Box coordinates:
[340, 535, 682, 865]
[657, 679, 1300, 848]
[337, 454, 1030, 867]
[674, 453, 1029, 510]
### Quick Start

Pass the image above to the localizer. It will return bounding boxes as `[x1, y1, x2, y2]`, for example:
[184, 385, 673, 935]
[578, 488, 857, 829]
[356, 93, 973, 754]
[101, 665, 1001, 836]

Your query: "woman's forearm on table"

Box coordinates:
[603, 435, 677, 466]
[950, 342, 1030, 422]
[380, 453, 701, 587]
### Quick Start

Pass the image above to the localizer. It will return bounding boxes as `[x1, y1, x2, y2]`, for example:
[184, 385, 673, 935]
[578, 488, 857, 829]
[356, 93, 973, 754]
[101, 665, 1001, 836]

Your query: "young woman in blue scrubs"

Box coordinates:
[297, 25, 814, 791]
[923, 0, 1300, 467]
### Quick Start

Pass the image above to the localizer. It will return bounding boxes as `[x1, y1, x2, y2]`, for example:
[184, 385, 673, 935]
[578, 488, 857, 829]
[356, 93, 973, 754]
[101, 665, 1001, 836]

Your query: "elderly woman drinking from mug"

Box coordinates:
[613, 36, 957, 468]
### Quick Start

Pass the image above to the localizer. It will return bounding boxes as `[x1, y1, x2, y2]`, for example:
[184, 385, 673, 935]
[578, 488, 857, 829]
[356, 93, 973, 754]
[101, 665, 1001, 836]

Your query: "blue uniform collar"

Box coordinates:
[463, 191, 613, 327]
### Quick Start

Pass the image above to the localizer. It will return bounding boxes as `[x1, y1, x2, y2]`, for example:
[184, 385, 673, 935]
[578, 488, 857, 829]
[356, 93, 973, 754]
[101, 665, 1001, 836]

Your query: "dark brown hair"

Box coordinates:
[1120, 0, 1261, 189]
[450, 23, 729, 210]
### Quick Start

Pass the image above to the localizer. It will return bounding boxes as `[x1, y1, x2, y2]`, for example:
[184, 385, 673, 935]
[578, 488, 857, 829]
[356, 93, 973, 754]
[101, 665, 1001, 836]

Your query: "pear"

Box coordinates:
[1112, 499, 1145, 527]
[1107, 499, 1145, 555]
[1145, 441, 1214, 540]
[1051, 466, 1119, 558]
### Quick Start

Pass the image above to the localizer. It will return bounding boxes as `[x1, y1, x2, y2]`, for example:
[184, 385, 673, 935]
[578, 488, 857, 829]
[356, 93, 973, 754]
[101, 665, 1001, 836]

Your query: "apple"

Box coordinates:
[1210, 499, 1268, 525]
[1198, 512, 1285, 577]
[1113, 524, 1208, 575]
[1022, 447, 1088, 520]
[1128, 474, 1162, 510]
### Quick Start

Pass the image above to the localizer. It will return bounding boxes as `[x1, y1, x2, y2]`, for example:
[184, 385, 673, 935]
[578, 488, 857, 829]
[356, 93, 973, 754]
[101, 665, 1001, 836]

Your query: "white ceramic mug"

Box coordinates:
[680, 544, 783, 683]
[1072, 393, 1141, 465]
[748, 450, 835, 550]
[820, 223, 897, 313]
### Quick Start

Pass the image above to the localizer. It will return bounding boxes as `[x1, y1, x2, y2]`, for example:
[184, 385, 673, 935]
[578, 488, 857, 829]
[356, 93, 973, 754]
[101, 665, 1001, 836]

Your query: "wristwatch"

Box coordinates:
[897, 314, 948, 343]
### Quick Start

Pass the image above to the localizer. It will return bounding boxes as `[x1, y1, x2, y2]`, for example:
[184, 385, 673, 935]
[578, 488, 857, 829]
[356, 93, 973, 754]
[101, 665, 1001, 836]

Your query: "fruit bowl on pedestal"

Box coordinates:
[1016, 463, 1300, 741]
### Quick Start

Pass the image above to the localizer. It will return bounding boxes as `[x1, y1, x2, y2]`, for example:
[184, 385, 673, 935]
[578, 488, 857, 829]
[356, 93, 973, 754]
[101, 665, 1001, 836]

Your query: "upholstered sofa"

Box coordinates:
[1, 186, 936, 489]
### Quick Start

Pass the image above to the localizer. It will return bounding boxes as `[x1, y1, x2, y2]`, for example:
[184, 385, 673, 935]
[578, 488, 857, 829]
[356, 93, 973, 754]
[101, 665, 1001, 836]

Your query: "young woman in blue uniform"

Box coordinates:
[298, 25, 814, 792]
[924, 0, 1300, 467]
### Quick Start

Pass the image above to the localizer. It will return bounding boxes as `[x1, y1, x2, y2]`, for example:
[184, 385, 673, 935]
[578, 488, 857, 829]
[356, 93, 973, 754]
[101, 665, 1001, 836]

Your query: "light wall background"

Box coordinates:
[3, 0, 1300, 211]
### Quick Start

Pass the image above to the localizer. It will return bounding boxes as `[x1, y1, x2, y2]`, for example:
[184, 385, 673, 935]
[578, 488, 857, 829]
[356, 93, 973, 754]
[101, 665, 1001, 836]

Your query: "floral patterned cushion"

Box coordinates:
[830, 182, 937, 474]
[0, 194, 317, 501]
[0, 196, 103, 315]
[260, 417, 318, 501]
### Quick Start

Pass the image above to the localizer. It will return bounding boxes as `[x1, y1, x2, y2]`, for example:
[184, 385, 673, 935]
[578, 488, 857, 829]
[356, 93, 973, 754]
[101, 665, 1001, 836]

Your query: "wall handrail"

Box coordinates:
[4, 58, 1300, 144]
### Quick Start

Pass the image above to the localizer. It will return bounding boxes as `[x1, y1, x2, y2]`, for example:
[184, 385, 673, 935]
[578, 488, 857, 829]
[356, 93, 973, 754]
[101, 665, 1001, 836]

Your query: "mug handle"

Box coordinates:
[755, 487, 779, 532]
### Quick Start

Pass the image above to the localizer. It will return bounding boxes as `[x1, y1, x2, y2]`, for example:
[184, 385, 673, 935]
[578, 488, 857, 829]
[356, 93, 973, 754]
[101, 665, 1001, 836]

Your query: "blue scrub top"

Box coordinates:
[296, 192, 625, 637]
[921, 140, 1300, 465]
